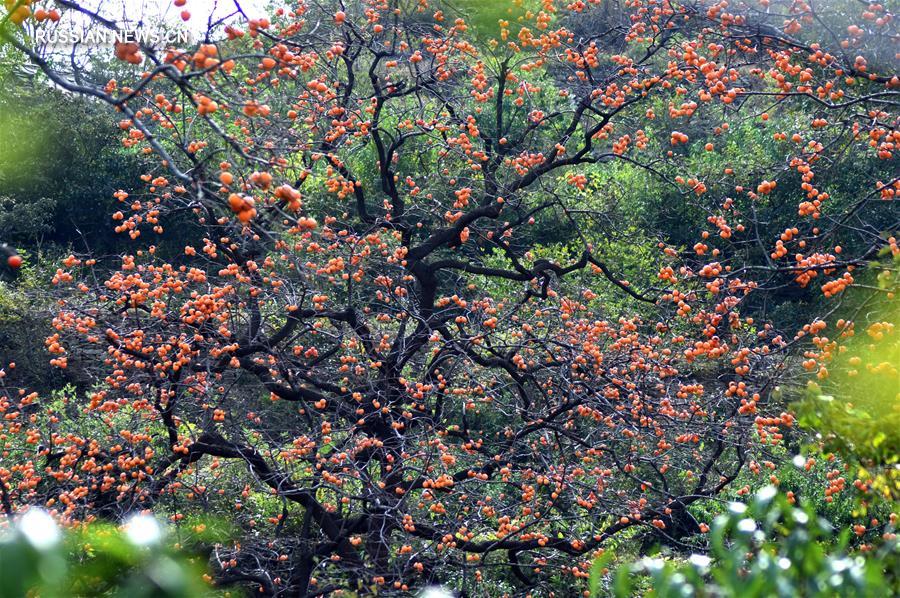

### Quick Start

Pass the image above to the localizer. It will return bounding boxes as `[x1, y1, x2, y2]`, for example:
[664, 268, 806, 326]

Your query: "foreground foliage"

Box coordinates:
[597, 487, 899, 598]
[0, 509, 222, 598]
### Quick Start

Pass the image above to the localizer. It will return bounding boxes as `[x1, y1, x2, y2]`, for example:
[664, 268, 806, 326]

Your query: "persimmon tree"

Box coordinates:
[1, 0, 897, 594]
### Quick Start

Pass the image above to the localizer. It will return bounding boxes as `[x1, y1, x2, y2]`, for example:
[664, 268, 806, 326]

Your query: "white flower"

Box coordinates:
[18, 509, 61, 550]
[737, 518, 758, 533]
[688, 554, 711, 569]
[124, 513, 164, 546]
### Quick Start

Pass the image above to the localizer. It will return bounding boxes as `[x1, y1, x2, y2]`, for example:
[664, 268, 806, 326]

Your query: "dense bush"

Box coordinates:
[0, 510, 225, 598]
[596, 487, 899, 597]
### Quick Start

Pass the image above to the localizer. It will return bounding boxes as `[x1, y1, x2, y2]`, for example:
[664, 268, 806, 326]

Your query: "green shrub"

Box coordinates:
[592, 487, 899, 597]
[0, 510, 227, 598]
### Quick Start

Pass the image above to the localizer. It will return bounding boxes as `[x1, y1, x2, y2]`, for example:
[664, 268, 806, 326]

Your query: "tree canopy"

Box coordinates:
[0, 0, 897, 595]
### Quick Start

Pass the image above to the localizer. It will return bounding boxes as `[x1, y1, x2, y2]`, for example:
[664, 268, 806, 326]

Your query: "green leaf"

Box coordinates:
[589, 551, 613, 597]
